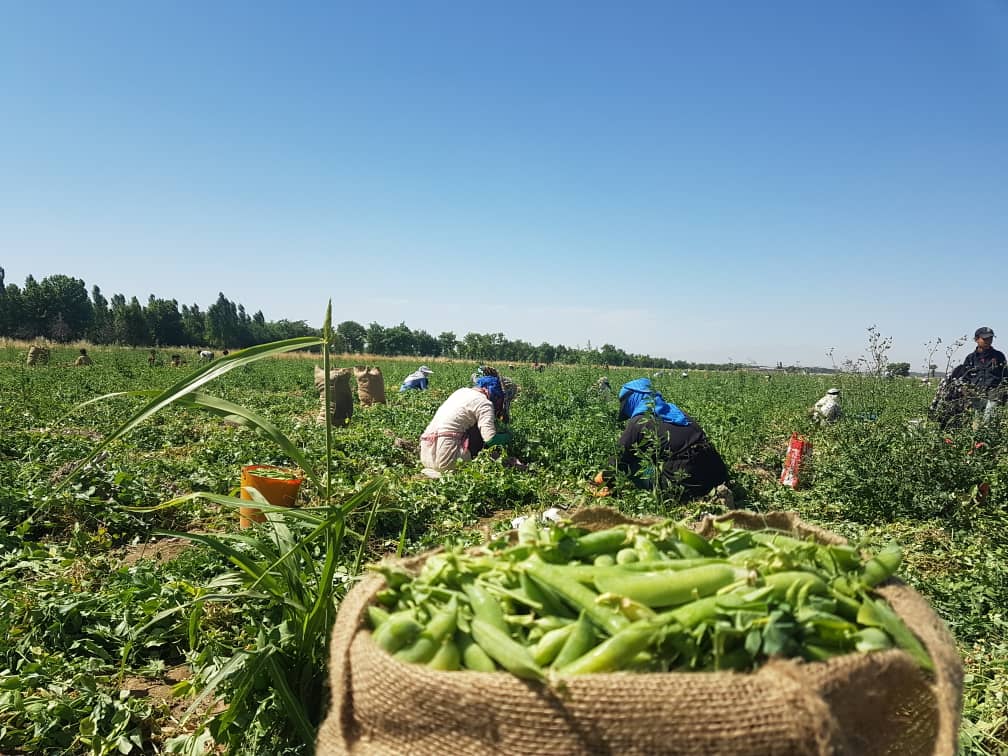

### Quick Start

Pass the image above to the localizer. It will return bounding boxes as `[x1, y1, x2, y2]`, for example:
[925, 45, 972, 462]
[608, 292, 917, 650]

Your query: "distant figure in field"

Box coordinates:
[170, 353, 185, 367]
[198, 350, 214, 362]
[956, 326, 1006, 429]
[74, 348, 93, 367]
[681, 371, 689, 379]
[596, 375, 612, 399]
[400, 365, 433, 392]
[811, 388, 842, 424]
[148, 349, 157, 366]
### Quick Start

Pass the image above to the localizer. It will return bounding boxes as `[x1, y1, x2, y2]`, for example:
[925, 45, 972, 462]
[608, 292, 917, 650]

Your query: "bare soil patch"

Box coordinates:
[121, 536, 194, 566]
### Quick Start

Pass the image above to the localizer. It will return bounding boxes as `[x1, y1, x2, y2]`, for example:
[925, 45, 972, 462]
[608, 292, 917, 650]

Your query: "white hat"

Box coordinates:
[827, 387, 840, 395]
[419, 366, 433, 375]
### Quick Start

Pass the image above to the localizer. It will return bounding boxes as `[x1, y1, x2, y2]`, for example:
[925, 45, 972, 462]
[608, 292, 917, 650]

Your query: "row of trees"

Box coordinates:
[0, 270, 315, 348]
[2, 269, 797, 370]
[329, 319, 689, 367]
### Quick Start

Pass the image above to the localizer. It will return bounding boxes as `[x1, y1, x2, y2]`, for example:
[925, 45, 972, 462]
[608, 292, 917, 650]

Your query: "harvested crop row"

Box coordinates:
[365, 516, 933, 678]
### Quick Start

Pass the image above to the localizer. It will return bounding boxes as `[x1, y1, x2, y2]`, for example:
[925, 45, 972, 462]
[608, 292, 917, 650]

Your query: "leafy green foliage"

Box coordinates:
[0, 344, 1006, 753]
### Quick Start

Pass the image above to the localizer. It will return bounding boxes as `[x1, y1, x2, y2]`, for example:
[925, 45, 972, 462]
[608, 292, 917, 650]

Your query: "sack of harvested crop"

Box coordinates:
[26, 345, 50, 366]
[316, 507, 962, 756]
[315, 365, 353, 427]
[354, 366, 386, 406]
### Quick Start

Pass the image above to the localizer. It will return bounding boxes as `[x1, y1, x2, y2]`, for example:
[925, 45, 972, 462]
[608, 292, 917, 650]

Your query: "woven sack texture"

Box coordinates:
[316, 507, 962, 756]
[315, 366, 353, 427]
[354, 366, 387, 406]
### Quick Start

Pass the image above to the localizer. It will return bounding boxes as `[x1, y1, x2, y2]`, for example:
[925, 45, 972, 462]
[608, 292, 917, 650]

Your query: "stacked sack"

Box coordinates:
[354, 366, 387, 406]
[314, 366, 353, 427]
[26, 345, 50, 366]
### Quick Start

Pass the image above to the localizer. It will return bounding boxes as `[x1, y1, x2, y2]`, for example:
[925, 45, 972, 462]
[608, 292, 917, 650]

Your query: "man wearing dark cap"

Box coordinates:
[957, 326, 1006, 428]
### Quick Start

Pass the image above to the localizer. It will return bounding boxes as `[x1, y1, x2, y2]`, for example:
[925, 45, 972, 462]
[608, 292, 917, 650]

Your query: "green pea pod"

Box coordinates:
[673, 525, 717, 557]
[593, 564, 747, 608]
[371, 610, 422, 653]
[829, 589, 863, 622]
[552, 611, 598, 669]
[532, 623, 576, 666]
[616, 547, 639, 565]
[523, 559, 629, 635]
[750, 530, 811, 551]
[726, 547, 770, 566]
[457, 631, 497, 672]
[520, 571, 576, 619]
[470, 618, 545, 681]
[857, 597, 933, 673]
[556, 618, 659, 675]
[370, 563, 415, 589]
[395, 597, 459, 664]
[532, 615, 575, 632]
[563, 559, 727, 585]
[594, 554, 616, 567]
[633, 535, 665, 562]
[367, 605, 390, 629]
[462, 581, 509, 633]
[569, 527, 631, 559]
[653, 594, 723, 630]
[759, 571, 829, 604]
[827, 544, 862, 573]
[427, 638, 462, 670]
[861, 543, 902, 588]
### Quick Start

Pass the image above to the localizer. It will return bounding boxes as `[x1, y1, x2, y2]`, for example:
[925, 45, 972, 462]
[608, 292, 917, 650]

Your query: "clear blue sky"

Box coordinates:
[2, 1, 1005, 369]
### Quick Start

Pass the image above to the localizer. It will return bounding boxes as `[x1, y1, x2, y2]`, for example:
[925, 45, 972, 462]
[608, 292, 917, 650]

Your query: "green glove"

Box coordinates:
[486, 431, 512, 448]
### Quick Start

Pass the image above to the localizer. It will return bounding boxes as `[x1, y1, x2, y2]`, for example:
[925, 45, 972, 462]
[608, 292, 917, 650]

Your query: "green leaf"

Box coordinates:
[57, 336, 320, 490]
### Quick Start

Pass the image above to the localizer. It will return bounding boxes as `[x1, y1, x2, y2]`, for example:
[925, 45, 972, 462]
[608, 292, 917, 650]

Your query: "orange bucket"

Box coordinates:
[239, 464, 303, 528]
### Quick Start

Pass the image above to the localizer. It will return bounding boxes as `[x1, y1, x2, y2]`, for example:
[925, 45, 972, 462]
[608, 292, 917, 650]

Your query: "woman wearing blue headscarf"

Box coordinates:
[592, 378, 728, 501]
[419, 375, 512, 476]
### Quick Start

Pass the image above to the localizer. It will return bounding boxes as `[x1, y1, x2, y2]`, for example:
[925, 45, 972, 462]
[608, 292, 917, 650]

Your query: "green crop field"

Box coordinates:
[1, 336, 1005, 755]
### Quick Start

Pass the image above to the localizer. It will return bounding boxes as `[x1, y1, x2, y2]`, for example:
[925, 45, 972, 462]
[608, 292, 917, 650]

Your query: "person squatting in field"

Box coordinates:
[811, 387, 842, 424]
[471, 365, 518, 423]
[419, 375, 512, 476]
[400, 365, 433, 392]
[591, 378, 728, 501]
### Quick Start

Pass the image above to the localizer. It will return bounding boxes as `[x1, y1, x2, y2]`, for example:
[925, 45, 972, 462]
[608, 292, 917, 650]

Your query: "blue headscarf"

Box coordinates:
[618, 378, 689, 425]
[475, 375, 504, 404]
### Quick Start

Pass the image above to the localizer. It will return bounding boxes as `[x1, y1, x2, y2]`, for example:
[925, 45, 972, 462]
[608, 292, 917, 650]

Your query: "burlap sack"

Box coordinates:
[354, 366, 387, 406]
[315, 366, 353, 427]
[26, 345, 50, 366]
[316, 507, 963, 756]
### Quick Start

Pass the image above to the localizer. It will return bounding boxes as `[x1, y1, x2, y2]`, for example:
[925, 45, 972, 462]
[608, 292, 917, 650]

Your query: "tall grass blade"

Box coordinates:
[264, 654, 316, 747]
[58, 336, 319, 489]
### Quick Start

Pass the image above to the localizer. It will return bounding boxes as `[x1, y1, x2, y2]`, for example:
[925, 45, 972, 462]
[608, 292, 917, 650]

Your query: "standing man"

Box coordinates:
[959, 326, 1007, 428]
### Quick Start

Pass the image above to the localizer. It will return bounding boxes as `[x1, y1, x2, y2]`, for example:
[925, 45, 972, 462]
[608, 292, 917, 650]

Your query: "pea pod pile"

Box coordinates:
[365, 517, 933, 681]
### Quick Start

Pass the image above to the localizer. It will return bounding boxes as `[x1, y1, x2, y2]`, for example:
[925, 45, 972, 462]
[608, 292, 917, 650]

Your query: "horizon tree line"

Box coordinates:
[1, 268, 834, 371]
